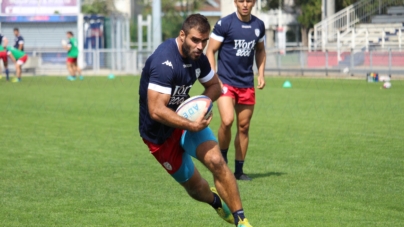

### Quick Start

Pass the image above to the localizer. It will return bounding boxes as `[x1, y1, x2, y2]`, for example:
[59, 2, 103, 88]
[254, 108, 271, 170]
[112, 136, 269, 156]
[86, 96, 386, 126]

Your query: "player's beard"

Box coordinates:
[182, 39, 201, 61]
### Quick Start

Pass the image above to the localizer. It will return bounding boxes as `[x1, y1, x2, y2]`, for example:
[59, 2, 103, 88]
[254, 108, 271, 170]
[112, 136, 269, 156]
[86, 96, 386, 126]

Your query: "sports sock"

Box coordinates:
[221, 149, 228, 163]
[209, 192, 222, 209]
[235, 160, 244, 175]
[5, 68, 9, 80]
[232, 209, 246, 225]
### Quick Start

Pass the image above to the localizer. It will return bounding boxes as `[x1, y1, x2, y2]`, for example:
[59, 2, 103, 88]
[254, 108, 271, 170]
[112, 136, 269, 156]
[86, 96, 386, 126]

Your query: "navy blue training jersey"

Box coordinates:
[210, 12, 265, 88]
[139, 38, 214, 144]
[14, 35, 24, 51]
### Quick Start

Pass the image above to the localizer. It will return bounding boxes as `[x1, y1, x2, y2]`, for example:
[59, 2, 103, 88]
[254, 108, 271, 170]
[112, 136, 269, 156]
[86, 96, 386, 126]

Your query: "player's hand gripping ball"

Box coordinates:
[176, 95, 213, 122]
[61, 40, 67, 46]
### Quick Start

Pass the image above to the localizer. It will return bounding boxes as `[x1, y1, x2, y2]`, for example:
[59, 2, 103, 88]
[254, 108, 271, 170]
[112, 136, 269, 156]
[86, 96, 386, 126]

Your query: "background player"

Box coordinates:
[206, 0, 267, 181]
[13, 28, 24, 51]
[62, 31, 83, 81]
[0, 33, 9, 80]
[7, 46, 28, 83]
[139, 14, 253, 227]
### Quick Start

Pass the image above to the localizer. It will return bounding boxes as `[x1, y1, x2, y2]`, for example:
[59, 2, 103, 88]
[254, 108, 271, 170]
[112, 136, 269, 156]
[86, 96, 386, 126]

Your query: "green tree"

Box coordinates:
[296, 0, 321, 46]
[262, 0, 280, 10]
[81, 0, 116, 15]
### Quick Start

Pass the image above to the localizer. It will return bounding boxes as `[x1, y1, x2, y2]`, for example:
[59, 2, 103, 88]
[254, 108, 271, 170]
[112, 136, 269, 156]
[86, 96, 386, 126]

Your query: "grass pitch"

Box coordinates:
[0, 76, 403, 226]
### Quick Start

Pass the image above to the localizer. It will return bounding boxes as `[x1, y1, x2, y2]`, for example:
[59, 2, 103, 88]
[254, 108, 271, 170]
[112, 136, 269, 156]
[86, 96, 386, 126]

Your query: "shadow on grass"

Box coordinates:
[247, 172, 287, 179]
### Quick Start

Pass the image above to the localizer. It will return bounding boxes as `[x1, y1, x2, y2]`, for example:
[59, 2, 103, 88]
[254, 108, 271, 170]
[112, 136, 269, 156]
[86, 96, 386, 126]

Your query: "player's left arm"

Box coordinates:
[255, 40, 266, 89]
[201, 73, 221, 102]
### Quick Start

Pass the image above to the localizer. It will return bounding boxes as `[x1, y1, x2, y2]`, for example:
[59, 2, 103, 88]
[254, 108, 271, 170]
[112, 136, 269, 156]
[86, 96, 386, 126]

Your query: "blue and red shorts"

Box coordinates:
[221, 84, 255, 105]
[142, 127, 217, 183]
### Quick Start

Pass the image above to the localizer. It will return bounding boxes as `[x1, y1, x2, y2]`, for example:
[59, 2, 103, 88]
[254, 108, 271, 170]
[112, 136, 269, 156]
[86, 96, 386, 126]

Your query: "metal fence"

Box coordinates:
[265, 47, 404, 76]
[12, 47, 404, 77]
[132, 47, 403, 77]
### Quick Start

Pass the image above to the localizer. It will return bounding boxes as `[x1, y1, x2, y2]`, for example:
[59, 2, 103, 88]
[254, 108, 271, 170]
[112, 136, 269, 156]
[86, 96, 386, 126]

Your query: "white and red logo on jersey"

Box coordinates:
[233, 39, 256, 57]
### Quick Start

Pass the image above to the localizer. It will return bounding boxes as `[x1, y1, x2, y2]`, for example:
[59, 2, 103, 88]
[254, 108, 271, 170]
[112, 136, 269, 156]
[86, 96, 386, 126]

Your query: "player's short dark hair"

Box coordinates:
[67, 31, 74, 36]
[181, 14, 210, 35]
[13, 28, 19, 32]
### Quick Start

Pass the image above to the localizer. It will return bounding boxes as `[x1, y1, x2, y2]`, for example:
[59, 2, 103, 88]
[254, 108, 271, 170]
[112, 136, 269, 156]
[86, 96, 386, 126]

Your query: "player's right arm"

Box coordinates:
[17, 37, 24, 51]
[206, 19, 227, 86]
[147, 90, 211, 132]
[205, 39, 221, 73]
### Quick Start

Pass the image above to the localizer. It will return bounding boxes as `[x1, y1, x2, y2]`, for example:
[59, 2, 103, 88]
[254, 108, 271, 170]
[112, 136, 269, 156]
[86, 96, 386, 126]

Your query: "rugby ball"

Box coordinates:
[176, 95, 213, 121]
[61, 39, 67, 46]
[383, 82, 392, 89]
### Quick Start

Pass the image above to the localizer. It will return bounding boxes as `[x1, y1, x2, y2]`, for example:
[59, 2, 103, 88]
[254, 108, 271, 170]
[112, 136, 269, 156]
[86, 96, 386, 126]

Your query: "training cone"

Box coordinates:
[108, 74, 115, 79]
[282, 80, 292, 88]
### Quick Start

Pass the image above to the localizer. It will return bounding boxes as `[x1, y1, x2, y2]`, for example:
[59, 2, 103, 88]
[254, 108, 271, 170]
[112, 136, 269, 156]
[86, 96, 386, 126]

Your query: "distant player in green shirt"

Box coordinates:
[62, 31, 82, 81]
[7, 46, 28, 83]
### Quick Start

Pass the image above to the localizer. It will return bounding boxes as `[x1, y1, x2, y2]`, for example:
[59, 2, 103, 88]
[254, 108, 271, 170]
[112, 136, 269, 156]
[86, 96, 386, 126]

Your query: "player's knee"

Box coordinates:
[206, 153, 226, 173]
[238, 121, 251, 135]
[221, 117, 234, 129]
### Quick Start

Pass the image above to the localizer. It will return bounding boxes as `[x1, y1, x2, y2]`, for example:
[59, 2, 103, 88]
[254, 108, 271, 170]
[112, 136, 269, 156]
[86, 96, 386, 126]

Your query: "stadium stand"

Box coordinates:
[308, 4, 404, 69]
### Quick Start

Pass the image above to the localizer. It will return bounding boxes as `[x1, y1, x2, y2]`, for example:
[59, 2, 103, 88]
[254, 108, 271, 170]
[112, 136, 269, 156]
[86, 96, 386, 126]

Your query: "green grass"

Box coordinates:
[1, 76, 403, 226]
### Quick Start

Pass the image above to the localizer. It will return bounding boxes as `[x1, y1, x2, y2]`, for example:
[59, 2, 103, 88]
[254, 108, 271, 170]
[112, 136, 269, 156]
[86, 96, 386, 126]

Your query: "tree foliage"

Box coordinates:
[81, 0, 116, 15]
[336, 0, 359, 10]
[295, 0, 321, 29]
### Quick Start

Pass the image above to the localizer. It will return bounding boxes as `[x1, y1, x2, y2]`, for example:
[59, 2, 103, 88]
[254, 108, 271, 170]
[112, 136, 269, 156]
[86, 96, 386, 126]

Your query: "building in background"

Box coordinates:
[0, 0, 79, 51]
